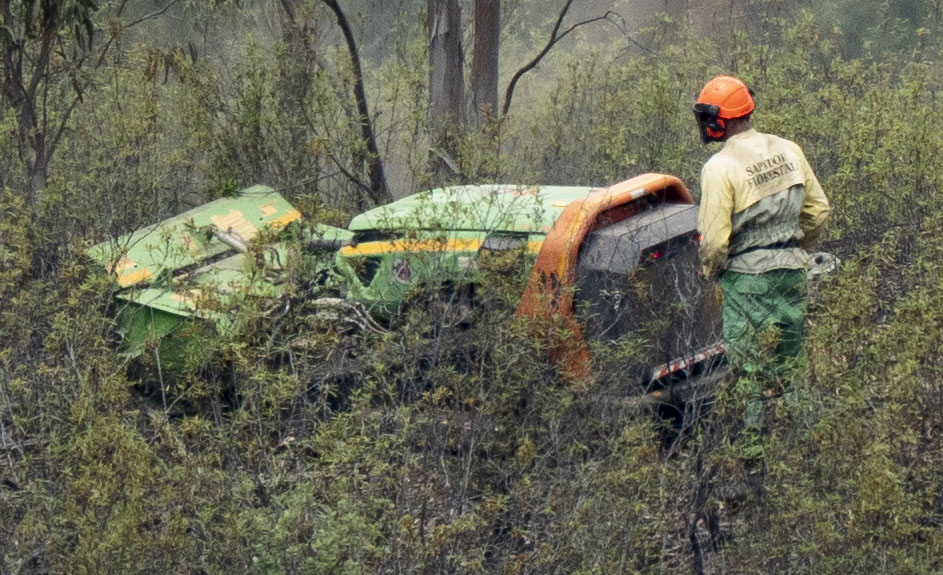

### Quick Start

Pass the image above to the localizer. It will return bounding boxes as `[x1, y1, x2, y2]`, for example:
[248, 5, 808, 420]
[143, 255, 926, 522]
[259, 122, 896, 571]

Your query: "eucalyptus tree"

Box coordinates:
[0, 0, 101, 207]
[0, 0, 181, 208]
[426, 0, 464, 179]
[472, 0, 499, 125]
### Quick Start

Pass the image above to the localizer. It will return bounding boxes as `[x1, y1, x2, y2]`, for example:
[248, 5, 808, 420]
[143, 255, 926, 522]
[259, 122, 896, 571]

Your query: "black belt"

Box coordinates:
[730, 238, 799, 257]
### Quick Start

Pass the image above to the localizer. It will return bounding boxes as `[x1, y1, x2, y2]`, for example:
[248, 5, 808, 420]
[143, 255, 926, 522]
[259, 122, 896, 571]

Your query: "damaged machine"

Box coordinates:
[89, 174, 739, 386]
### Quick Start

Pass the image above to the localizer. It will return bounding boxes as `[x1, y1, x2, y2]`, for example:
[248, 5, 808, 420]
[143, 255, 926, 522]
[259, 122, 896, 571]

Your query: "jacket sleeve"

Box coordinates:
[795, 145, 831, 249]
[697, 158, 734, 281]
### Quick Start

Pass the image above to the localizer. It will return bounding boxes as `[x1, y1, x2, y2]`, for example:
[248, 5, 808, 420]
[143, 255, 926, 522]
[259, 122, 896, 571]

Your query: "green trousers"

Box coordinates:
[719, 269, 807, 429]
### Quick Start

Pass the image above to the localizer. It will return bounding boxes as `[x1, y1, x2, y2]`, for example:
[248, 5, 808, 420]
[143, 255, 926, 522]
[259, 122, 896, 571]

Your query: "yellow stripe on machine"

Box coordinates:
[269, 209, 302, 229]
[118, 268, 154, 287]
[341, 238, 483, 256]
[340, 238, 546, 257]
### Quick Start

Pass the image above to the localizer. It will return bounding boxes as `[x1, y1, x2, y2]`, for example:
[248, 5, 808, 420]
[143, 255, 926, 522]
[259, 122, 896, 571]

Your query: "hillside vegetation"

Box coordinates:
[4, 1, 943, 573]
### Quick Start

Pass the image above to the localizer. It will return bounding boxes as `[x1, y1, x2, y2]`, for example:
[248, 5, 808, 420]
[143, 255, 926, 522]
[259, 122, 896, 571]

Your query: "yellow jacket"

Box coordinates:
[696, 129, 831, 280]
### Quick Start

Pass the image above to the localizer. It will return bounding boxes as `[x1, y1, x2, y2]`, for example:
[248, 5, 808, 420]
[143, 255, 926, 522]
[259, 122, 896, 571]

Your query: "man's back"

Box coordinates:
[698, 129, 830, 277]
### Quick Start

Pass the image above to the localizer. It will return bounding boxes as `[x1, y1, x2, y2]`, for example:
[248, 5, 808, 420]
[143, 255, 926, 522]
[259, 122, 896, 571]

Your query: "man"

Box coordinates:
[693, 75, 831, 438]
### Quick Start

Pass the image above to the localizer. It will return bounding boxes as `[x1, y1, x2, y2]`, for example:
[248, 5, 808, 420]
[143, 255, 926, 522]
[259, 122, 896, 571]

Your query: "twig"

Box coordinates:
[124, 0, 182, 30]
[502, 2, 617, 116]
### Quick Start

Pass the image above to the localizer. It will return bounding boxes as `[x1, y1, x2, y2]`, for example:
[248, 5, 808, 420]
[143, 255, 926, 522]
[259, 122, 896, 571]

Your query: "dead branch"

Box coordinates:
[502, 2, 617, 116]
[318, 0, 392, 206]
[124, 0, 181, 30]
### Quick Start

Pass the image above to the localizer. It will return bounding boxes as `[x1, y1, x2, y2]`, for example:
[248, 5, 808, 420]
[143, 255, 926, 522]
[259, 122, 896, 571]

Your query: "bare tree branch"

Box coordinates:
[124, 0, 181, 30]
[608, 12, 660, 57]
[46, 91, 83, 167]
[294, 89, 377, 202]
[319, 0, 391, 206]
[501, 2, 616, 116]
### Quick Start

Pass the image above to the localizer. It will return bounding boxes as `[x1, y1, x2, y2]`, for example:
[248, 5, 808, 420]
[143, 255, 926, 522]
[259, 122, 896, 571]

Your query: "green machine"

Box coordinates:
[88, 185, 352, 369]
[91, 174, 737, 385]
[333, 184, 597, 319]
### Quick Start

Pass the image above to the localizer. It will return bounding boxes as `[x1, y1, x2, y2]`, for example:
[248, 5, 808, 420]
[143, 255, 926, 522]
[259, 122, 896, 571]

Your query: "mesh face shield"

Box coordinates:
[692, 102, 725, 143]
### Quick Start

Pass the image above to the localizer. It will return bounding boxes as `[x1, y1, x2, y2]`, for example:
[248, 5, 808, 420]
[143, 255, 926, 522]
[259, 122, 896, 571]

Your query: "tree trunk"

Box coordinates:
[28, 147, 47, 207]
[277, 0, 314, 188]
[0, 0, 96, 209]
[0, 0, 46, 208]
[472, 0, 499, 125]
[427, 0, 464, 180]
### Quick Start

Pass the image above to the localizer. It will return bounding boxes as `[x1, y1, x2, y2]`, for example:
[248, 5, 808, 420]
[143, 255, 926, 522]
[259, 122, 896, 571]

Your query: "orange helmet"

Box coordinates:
[693, 75, 755, 143]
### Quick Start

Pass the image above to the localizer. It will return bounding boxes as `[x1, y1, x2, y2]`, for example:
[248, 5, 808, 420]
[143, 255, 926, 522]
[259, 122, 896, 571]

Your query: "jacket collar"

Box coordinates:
[724, 128, 757, 147]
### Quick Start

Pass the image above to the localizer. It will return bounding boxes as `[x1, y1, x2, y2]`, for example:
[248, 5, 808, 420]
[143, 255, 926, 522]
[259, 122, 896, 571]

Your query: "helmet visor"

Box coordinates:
[693, 102, 724, 143]
[692, 102, 720, 123]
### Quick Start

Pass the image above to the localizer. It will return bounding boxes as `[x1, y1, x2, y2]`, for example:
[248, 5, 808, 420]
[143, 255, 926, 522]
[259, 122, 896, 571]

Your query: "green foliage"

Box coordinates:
[9, 2, 943, 573]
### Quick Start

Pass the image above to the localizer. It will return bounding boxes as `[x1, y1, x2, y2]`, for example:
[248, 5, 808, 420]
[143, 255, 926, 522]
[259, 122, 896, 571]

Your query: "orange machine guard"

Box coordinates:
[516, 173, 693, 385]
